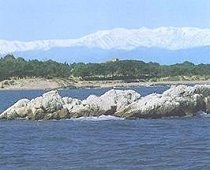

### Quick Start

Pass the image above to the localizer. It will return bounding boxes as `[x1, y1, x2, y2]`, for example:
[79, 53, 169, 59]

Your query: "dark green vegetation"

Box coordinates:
[0, 54, 71, 81]
[1, 54, 210, 81]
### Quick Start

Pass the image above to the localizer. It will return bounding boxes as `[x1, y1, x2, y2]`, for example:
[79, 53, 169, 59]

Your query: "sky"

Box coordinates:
[0, 0, 210, 41]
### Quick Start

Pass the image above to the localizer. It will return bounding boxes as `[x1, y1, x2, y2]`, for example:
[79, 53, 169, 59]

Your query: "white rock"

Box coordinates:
[2, 86, 210, 120]
[62, 97, 81, 111]
[83, 89, 141, 114]
[116, 85, 208, 118]
[0, 98, 30, 119]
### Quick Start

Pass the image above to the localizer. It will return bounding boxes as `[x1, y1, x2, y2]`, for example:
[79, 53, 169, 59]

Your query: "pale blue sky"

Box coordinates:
[0, 0, 210, 41]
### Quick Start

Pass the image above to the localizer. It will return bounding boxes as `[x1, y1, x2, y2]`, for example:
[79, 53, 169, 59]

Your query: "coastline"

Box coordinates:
[1, 78, 210, 90]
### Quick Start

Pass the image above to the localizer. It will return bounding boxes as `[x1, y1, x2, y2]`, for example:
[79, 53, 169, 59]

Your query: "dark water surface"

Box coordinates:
[1, 86, 210, 169]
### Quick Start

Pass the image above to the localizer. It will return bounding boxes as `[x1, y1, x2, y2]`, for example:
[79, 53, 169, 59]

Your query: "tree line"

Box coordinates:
[0, 55, 71, 80]
[1, 54, 210, 81]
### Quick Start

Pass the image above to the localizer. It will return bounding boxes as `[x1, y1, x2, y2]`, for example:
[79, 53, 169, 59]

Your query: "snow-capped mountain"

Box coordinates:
[1, 27, 210, 64]
[1, 27, 210, 54]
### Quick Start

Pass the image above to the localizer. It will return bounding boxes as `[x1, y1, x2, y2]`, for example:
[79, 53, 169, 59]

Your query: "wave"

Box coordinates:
[195, 111, 209, 118]
[70, 115, 124, 121]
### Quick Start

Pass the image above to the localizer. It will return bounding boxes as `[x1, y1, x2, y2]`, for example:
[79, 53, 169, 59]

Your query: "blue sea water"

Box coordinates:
[1, 86, 210, 169]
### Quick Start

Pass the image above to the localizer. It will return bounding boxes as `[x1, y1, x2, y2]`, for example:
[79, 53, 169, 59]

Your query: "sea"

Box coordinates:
[1, 86, 210, 169]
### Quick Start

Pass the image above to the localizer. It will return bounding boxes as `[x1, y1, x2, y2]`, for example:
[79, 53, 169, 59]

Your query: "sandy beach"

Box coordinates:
[1, 78, 210, 90]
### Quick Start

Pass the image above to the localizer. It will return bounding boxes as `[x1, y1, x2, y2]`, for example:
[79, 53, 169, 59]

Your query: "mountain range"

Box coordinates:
[1, 27, 210, 64]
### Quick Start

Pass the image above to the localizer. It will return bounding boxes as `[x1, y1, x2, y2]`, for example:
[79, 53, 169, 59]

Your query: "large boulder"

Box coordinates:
[0, 98, 30, 120]
[0, 90, 70, 120]
[62, 89, 141, 118]
[115, 85, 208, 119]
[82, 89, 141, 116]
[43, 108, 69, 120]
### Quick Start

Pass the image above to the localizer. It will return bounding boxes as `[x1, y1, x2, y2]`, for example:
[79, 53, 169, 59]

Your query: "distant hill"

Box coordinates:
[11, 46, 210, 65]
[1, 27, 210, 64]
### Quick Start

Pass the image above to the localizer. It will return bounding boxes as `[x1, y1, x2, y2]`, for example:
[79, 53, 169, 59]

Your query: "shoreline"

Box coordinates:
[1, 78, 210, 91]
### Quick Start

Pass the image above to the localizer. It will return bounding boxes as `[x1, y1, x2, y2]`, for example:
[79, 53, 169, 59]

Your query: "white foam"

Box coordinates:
[196, 111, 209, 118]
[70, 115, 124, 121]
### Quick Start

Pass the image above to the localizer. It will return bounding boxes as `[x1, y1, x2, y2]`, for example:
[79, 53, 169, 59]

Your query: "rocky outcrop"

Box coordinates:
[81, 89, 141, 116]
[1, 85, 210, 120]
[0, 90, 70, 120]
[63, 89, 140, 118]
[115, 85, 208, 118]
[0, 89, 140, 120]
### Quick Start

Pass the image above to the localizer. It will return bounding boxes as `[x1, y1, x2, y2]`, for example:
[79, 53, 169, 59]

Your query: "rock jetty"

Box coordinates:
[1, 85, 210, 120]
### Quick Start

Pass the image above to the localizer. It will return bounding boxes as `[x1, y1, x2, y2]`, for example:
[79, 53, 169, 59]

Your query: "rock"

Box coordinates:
[115, 85, 207, 119]
[15, 107, 31, 118]
[29, 90, 63, 113]
[62, 89, 140, 118]
[62, 97, 81, 111]
[2, 85, 210, 120]
[31, 108, 45, 120]
[44, 108, 69, 120]
[70, 104, 95, 118]
[56, 108, 70, 119]
[27, 90, 64, 120]
[82, 89, 141, 115]
[204, 97, 210, 113]
[0, 90, 66, 120]
[0, 98, 30, 119]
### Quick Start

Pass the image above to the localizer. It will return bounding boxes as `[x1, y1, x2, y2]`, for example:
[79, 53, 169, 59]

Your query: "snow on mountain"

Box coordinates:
[1, 27, 210, 54]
